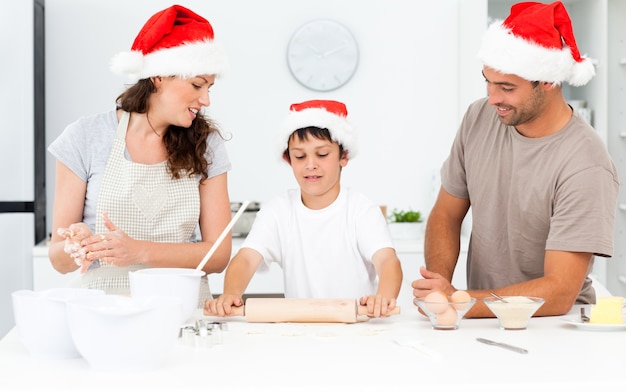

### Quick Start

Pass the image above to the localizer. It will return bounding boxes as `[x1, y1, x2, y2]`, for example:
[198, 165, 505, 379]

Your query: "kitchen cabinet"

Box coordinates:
[488, 0, 626, 297]
[33, 241, 179, 291]
[32, 242, 79, 291]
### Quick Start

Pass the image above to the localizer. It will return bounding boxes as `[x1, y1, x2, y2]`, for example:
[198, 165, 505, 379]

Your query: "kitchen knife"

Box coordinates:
[476, 337, 528, 354]
[210, 297, 401, 323]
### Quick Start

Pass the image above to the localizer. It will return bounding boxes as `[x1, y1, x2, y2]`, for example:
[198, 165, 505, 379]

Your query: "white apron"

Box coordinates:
[82, 111, 211, 304]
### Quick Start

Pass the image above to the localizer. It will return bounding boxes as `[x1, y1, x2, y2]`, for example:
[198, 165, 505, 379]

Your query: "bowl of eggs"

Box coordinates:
[482, 296, 545, 330]
[413, 290, 476, 330]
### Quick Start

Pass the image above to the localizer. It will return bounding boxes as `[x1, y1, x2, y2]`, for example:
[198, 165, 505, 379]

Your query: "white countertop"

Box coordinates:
[1, 298, 625, 392]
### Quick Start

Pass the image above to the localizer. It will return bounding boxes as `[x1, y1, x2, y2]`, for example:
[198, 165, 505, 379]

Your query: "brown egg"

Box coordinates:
[424, 291, 449, 314]
[435, 306, 458, 326]
[451, 290, 472, 310]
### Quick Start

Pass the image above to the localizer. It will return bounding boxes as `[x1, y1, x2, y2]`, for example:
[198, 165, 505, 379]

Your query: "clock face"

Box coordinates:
[287, 19, 359, 92]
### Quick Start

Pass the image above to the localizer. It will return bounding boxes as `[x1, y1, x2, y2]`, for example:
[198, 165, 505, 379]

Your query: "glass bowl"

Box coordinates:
[413, 297, 476, 330]
[482, 296, 545, 330]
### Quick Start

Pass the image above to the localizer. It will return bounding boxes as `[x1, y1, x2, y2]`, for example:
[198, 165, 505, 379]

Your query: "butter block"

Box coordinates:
[589, 296, 624, 324]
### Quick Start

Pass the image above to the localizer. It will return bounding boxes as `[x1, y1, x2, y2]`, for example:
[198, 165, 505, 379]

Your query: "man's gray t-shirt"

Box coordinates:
[441, 98, 618, 303]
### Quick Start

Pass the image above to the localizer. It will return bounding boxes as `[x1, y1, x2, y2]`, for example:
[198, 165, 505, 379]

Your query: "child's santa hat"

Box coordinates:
[478, 1, 594, 86]
[277, 100, 358, 159]
[110, 4, 228, 80]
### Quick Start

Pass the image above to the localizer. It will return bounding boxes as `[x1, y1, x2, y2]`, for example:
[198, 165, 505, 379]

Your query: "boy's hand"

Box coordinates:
[359, 295, 397, 318]
[204, 294, 244, 317]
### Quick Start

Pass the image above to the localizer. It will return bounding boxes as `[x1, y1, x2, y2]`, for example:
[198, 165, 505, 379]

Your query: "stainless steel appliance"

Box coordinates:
[230, 202, 259, 237]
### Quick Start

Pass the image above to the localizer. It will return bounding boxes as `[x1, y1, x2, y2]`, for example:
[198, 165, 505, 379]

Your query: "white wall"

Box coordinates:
[44, 0, 486, 234]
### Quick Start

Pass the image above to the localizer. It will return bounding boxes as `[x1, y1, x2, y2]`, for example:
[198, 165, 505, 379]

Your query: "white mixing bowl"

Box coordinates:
[66, 295, 182, 372]
[129, 267, 205, 323]
[11, 288, 105, 359]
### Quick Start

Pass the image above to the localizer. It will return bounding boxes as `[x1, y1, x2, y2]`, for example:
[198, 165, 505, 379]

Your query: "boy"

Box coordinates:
[205, 100, 402, 318]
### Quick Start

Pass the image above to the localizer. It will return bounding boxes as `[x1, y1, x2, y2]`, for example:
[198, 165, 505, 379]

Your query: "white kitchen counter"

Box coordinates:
[1, 299, 625, 391]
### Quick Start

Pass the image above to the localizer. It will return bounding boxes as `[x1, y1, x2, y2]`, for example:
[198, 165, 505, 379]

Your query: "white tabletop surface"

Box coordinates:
[1, 295, 625, 392]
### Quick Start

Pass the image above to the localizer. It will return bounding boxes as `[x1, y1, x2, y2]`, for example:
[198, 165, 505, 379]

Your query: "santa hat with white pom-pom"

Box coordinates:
[277, 100, 358, 160]
[110, 4, 227, 80]
[477, 1, 594, 86]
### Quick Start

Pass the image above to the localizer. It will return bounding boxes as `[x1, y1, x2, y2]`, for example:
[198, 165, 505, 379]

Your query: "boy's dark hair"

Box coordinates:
[283, 126, 345, 162]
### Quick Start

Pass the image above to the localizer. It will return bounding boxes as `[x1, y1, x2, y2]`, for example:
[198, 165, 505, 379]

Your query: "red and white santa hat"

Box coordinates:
[477, 1, 594, 86]
[277, 100, 358, 159]
[110, 4, 227, 80]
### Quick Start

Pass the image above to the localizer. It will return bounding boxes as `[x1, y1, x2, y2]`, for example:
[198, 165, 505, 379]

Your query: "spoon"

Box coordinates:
[196, 200, 250, 271]
[490, 292, 509, 303]
[580, 307, 590, 323]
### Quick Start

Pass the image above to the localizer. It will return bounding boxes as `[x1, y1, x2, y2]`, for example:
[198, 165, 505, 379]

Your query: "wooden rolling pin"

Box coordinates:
[219, 297, 401, 323]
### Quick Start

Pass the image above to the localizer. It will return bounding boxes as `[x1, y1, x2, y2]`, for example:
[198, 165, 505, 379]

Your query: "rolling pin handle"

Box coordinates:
[230, 304, 245, 317]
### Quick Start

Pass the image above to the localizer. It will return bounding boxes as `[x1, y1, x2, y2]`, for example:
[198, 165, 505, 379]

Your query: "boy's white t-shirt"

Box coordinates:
[241, 187, 393, 299]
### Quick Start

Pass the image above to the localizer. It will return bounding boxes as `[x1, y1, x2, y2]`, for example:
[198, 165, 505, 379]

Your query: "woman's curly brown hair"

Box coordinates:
[115, 78, 222, 183]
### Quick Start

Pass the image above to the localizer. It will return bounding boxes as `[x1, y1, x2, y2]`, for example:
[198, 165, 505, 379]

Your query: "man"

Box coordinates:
[412, 1, 619, 317]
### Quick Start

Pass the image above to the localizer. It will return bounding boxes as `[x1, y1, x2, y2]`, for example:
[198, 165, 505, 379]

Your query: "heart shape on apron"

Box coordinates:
[132, 183, 168, 221]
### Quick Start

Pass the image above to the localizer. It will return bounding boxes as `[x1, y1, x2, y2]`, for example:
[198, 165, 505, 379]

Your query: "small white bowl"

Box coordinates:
[129, 267, 205, 323]
[483, 296, 545, 330]
[66, 295, 182, 372]
[11, 288, 105, 359]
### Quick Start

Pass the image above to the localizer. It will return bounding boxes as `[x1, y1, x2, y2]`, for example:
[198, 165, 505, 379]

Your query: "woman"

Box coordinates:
[48, 5, 232, 300]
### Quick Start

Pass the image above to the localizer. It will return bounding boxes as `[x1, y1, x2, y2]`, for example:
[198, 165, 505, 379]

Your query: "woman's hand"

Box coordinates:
[57, 222, 93, 271]
[81, 212, 140, 270]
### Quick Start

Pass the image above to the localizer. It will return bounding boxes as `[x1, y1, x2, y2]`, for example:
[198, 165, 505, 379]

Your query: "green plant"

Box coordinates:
[388, 208, 422, 223]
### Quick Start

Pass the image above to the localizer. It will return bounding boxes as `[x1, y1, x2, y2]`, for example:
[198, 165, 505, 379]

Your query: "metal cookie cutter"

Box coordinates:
[178, 320, 227, 349]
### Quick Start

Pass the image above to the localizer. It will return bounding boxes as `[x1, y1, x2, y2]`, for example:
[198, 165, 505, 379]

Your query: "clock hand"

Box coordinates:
[322, 45, 348, 57]
[306, 44, 323, 55]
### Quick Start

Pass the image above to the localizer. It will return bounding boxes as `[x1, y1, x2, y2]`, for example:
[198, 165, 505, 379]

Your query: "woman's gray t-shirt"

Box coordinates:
[48, 109, 232, 233]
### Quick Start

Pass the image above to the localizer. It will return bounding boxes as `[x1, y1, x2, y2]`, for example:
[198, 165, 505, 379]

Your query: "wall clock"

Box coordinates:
[287, 19, 359, 92]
